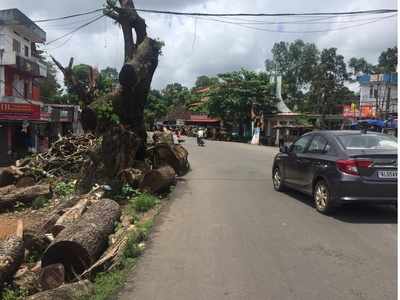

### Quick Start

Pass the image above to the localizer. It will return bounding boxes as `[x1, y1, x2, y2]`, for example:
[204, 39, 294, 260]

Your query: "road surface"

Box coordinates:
[118, 139, 397, 300]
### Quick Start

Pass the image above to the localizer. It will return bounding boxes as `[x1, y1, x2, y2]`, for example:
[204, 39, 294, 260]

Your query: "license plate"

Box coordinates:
[377, 170, 397, 179]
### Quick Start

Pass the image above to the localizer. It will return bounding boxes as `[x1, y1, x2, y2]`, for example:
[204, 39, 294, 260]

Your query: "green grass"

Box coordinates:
[0, 287, 28, 300]
[32, 195, 50, 210]
[133, 193, 160, 213]
[53, 181, 75, 198]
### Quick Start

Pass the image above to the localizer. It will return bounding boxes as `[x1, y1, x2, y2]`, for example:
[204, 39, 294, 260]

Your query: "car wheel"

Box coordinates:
[313, 180, 336, 214]
[272, 167, 285, 192]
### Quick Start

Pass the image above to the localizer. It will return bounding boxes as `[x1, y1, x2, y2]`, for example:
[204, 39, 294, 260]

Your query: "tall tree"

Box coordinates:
[348, 57, 374, 75]
[161, 83, 190, 107]
[306, 48, 348, 127]
[207, 69, 277, 135]
[376, 46, 397, 73]
[38, 58, 62, 103]
[265, 39, 319, 110]
[144, 89, 168, 128]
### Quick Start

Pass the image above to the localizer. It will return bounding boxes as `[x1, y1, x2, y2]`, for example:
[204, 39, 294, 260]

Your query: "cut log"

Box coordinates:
[39, 263, 65, 290]
[0, 219, 24, 285]
[15, 175, 36, 188]
[40, 196, 81, 234]
[41, 199, 121, 281]
[151, 143, 190, 176]
[52, 197, 90, 235]
[139, 165, 176, 194]
[0, 184, 50, 209]
[14, 266, 40, 294]
[26, 280, 94, 300]
[0, 166, 23, 187]
[118, 168, 143, 188]
[23, 229, 51, 255]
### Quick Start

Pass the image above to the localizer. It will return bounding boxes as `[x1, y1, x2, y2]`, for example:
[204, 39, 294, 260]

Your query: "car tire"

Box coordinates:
[272, 167, 285, 192]
[313, 180, 336, 214]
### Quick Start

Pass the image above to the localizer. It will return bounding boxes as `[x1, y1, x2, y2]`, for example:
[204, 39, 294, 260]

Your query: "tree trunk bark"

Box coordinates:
[26, 280, 94, 300]
[0, 220, 24, 286]
[41, 199, 121, 281]
[0, 184, 50, 209]
[139, 165, 176, 194]
[151, 144, 190, 176]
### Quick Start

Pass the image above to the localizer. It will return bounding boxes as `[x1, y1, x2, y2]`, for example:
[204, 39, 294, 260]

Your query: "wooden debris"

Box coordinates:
[41, 199, 121, 280]
[0, 166, 24, 187]
[52, 197, 90, 235]
[15, 175, 36, 188]
[14, 265, 40, 294]
[39, 263, 65, 291]
[0, 219, 24, 285]
[150, 143, 190, 175]
[139, 165, 176, 194]
[0, 184, 50, 209]
[26, 279, 94, 300]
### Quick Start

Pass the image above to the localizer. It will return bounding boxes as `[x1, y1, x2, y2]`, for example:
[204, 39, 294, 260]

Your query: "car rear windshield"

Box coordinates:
[337, 134, 397, 150]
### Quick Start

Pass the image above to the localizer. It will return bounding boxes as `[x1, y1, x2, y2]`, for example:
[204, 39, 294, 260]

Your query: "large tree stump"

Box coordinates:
[41, 199, 121, 280]
[139, 165, 176, 194]
[0, 184, 50, 209]
[151, 144, 190, 176]
[26, 280, 94, 300]
[0, 220, 24, 285]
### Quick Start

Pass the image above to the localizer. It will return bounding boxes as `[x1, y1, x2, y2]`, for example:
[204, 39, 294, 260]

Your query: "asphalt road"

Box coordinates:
[118, 138, 397, 300]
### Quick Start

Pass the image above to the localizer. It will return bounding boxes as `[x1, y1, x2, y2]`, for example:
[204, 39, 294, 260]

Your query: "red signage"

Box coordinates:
[0, 103, 40, 121]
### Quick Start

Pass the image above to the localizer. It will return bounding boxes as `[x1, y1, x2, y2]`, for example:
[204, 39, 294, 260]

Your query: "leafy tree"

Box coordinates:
[37, 57, 62, 103]
[348, 57, 374, 75]
[265, 39, 319, 109]
[144, 89, 168, 127]
[194, 75, 218, 88]
[207, 69, 277, 136]
[161, 83, 191, 107]
[376, 46, 397, 73]
[306, 48, 348, 126]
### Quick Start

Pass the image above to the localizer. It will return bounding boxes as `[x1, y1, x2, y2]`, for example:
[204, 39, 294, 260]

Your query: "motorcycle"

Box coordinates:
[197, 136, 205, 146]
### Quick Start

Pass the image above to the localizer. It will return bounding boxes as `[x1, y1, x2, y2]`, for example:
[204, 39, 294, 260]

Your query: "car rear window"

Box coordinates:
[337, 134, 397, 150]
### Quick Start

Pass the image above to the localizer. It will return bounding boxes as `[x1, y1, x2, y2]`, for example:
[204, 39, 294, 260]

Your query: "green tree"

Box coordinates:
[348, 57, 374, 75]
[207, 69, 277, 136]
[376, 46, 397, 73]
[265, 39, 319, 110]
[194, 75, 219, 88]
[38, 58, 62, 103]
[161, 83, 191, 107]
[144, 89, 168, 127]
[306, 48, 348, 126]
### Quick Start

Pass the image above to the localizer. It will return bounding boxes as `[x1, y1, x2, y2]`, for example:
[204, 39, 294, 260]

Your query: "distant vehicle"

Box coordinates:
[272, 131, 397, 214]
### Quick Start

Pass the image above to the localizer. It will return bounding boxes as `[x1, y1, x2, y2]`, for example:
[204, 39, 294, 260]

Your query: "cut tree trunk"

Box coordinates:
[14, 266, 40, 295]
[139, 165, 176, 194]
[52, 197, 90, 235]
[39, 263, 65, 291]
[41, 199, 121, 281]
[15, 175, 36, 188]
[23, 229, 51, 255]
[0, 166, 24, 187]
[151, 144, 190, 176]
[0, 219, 24, 285]
[26, 280, 94, 300]
[0, 184, 50, 209]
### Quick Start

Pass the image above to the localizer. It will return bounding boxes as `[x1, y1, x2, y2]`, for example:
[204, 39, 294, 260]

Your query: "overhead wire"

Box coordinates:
[34, 8, 102, 23]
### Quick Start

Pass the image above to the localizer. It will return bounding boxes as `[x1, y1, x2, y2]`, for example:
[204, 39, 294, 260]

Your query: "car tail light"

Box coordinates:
[336, 159, 373, 176]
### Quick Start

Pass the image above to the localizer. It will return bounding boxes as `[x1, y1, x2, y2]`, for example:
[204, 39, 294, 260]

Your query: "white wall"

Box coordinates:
[0, 26, 32, 65]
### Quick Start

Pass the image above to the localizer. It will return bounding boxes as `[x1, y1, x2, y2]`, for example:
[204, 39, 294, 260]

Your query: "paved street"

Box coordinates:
[118, 139, 397, 300]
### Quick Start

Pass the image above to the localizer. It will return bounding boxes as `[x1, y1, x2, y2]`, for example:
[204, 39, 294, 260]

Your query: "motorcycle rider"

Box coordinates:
[197, 127, 205, 146]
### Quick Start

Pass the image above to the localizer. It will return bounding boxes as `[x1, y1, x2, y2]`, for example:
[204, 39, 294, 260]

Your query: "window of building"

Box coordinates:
[369, 86, 373, 98]
[12, 39, 21, 53]
[24, 45, 29, 57]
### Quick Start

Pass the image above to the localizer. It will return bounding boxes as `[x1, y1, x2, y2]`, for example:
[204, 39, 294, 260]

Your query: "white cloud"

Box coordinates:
[1, 0, 397, 90]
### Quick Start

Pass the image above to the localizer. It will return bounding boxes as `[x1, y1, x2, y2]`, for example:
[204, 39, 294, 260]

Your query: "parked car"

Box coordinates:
[272, 130, 397, 214]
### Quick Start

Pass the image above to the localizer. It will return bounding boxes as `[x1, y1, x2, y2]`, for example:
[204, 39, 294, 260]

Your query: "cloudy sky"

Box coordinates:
[2, 0, 397, 89]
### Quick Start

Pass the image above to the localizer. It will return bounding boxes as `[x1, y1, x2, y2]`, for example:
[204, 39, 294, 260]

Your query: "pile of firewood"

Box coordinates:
[17, 134, 100, 180]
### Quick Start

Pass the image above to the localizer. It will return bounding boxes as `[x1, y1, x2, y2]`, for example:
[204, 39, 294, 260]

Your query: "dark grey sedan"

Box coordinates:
[272, 130, 397, 214]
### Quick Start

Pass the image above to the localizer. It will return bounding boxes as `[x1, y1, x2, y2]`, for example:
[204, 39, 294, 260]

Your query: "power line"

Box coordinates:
[34, 8, 102, 23]
[46, 14, 105, 45]
[135, 8, 397, 17]
[192, 14, 396, 34]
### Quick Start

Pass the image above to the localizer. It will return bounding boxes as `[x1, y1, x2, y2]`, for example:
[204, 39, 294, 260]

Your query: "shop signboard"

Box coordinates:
[0, 102, 40, 120]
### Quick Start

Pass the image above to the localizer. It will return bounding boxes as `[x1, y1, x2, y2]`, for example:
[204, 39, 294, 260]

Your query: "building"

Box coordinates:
[358, 73, 398, 118]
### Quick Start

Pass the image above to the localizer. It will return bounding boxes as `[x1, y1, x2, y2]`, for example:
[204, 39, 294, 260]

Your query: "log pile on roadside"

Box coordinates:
[0, 132, 190, 298]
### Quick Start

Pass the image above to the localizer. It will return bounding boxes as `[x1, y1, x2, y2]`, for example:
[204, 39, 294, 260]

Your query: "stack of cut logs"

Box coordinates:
[0, 133, 190, 298]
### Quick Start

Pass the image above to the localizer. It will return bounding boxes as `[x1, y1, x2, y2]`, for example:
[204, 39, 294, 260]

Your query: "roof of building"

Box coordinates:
[0, 9, 46, 42]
